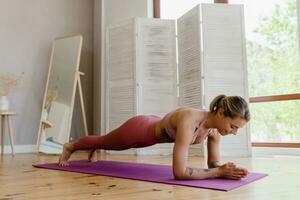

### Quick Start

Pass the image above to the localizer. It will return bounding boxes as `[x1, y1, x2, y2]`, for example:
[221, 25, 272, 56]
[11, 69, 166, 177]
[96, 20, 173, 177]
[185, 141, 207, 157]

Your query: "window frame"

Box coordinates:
[250, 93, 300, 148]
[153, 0, 160, 18]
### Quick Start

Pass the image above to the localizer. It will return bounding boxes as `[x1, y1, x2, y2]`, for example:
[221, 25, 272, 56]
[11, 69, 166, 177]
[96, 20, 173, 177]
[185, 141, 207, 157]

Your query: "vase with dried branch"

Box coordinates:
[41, 90, 58, 121]
[44, 90, 58, 112]
[0, 73, 22, 111]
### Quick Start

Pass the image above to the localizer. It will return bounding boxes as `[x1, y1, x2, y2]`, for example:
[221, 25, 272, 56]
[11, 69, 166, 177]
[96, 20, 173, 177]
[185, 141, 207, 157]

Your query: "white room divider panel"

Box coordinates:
[95, 0, 154, 135]
[105, 3, 251, 156]
[136, 18, 177, 116]
[106, 18, 177, 155]
[177, 5, 204, 109]
[136, 18, 177, 155]
[106, 19, 137, 154]
[177, 4, 251, 156]
[176, 6, 206, 156]
[202, 4, 251, 156]
[106, 19, 136, 131]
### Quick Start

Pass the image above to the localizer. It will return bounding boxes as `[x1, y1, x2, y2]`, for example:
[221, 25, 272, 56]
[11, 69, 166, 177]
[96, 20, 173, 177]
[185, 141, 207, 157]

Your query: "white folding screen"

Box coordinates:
[177, 6, 204, 109]
[106, 19, 137, 133]
[105, 4, 251, 156]
[177, 4, 251, 156]
[136, 18, 177, 155]
[106, 18, 177, 155]
[136, 18, 177, 117]
[202, 4, 251, 156]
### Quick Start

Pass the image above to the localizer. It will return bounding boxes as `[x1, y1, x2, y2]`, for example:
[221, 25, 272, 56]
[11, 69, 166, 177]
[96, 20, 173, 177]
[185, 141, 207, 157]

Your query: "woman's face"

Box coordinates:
[214, 108, 247, 136]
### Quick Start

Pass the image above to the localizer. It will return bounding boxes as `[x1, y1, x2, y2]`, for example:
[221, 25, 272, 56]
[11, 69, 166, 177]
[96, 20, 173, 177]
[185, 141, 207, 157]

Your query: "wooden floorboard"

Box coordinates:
[1, 152, 300, 200]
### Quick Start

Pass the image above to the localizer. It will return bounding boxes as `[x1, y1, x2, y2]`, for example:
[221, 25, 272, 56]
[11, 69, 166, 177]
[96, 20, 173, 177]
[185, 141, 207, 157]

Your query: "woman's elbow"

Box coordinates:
[173, 171, 185, 180]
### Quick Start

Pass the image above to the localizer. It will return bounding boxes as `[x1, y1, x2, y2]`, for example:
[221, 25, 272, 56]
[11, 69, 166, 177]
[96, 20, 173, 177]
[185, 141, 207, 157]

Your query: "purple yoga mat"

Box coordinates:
[33, 160, 267, 191]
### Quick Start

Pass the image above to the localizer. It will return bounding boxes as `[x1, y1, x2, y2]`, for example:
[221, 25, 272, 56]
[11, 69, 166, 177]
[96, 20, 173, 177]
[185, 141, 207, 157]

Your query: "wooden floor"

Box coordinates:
[1, 152, 300, 200]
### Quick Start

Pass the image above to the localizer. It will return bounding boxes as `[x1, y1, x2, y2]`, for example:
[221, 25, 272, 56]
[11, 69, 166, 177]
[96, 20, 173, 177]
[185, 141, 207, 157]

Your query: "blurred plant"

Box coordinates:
[0, 72, 23, 96]
[44, 90, 58, 112]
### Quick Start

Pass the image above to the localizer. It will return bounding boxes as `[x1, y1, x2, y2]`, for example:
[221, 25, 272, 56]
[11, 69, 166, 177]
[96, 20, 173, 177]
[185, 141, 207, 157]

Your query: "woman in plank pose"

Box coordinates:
[59, 94, 250, 180]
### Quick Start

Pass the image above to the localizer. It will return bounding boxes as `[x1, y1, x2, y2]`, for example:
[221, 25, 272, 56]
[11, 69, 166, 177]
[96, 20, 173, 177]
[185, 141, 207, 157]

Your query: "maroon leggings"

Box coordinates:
[72, 115, 161, 151]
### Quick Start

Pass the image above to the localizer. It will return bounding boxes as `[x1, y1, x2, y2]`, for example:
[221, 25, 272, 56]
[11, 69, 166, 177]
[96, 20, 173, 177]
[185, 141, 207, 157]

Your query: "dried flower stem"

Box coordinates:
[0, 73, 20, 96]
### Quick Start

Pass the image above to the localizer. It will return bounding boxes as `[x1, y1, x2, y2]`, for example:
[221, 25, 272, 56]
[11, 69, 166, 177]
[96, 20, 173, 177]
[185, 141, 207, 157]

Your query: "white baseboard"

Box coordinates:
[137, 144, 174, 156]
[3, 145, 300, 157]
[1, 142, 62, 154]
[1, 143, 196, 155]
[137, 147, 173, 155]
[138, 145, 204, 156]
[253, 147, 300, 156]
[106, 149, 137, 155]
[219, 149, 252, 157]
[104, 144, 204, 156]
[1, 144, 36, 154]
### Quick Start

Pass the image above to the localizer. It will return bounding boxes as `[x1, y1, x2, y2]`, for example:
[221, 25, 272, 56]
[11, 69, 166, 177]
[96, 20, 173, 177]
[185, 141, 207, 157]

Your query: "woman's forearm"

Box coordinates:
[175, 167, 220, 180]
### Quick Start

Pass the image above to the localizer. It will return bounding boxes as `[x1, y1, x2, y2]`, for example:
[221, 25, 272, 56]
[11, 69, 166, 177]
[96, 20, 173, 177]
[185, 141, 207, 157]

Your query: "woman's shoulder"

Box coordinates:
[171, 107, 208, 115]
[167, 107, 209, 122]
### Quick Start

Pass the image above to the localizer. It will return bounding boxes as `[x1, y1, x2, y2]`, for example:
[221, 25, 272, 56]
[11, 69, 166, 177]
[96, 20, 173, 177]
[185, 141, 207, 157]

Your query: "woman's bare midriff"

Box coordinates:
[155, 108, 190, 143]
[154, 108, 206, 144]
[154, 119, 174, 143]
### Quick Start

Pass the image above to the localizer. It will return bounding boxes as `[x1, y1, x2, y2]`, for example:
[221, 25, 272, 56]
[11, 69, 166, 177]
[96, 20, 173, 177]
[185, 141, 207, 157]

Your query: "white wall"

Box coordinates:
[103, 0, 153, 26]
[0, 0, 93, 151]
[93, 0, 153, 134]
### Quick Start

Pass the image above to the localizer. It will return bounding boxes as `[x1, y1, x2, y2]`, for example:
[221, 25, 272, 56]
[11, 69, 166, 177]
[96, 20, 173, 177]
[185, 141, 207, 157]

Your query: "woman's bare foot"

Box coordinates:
[88, 149, 98, 162]
[59, 143, 75, 166]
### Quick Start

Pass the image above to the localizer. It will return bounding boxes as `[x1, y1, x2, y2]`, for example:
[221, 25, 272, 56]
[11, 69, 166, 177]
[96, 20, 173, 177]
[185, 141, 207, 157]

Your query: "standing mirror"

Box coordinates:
[37, 35, 88, 154]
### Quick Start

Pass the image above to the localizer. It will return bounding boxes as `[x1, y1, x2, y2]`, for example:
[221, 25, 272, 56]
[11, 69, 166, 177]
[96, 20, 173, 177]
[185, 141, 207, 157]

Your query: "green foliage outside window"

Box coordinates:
[247, 0, 300, 142]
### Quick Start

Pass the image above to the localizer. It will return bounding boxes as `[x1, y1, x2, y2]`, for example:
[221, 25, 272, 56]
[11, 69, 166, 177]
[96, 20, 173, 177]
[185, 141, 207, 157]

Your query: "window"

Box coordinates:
[158, 0, 300, 146]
